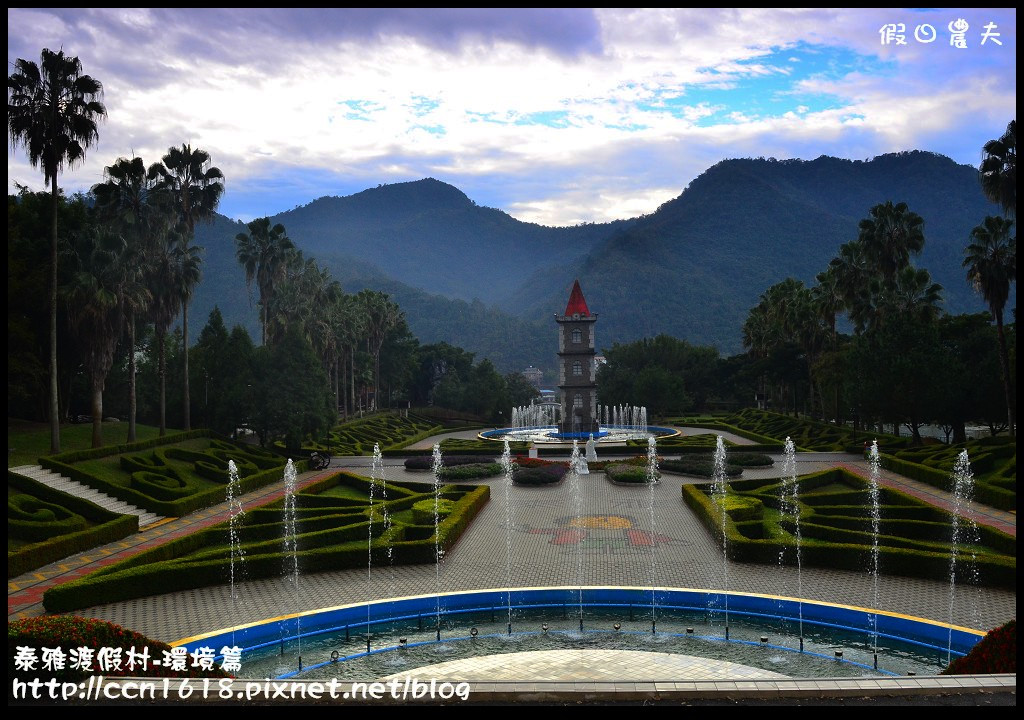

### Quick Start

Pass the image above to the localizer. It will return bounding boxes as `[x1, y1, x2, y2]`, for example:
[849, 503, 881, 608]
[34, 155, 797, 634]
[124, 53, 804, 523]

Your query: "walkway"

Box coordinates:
[379, 649, 789, 682]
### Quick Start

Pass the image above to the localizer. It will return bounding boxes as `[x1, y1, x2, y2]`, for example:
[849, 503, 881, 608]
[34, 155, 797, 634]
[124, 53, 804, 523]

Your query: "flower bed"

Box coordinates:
[8, 616, 229, 681]
[943, 619, 1015, 674]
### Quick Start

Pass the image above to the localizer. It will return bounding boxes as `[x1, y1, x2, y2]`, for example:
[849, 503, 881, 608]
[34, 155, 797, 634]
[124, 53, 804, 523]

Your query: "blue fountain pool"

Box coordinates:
[173, 587, 982, 681]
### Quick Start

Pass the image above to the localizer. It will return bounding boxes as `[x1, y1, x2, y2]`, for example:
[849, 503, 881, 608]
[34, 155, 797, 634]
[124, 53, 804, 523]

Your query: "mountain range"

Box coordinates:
[190, 150, 1004, 373]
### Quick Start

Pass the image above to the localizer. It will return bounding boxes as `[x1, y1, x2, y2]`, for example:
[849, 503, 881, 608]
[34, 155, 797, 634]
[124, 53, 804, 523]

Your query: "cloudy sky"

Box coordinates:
[7, 8, 1016, 226]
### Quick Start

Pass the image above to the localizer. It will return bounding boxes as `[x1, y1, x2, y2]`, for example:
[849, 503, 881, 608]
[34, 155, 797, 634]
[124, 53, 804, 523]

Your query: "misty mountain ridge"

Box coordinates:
[190, 151, 1005, 371]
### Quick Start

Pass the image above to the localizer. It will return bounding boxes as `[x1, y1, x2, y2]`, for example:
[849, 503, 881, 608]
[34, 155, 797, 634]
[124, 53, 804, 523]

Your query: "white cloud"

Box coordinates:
[7, 8, 1016, 225]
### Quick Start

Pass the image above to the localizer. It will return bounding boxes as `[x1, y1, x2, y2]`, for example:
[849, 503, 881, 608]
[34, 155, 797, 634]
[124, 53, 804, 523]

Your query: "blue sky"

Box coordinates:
[7, 8, 1016, 225]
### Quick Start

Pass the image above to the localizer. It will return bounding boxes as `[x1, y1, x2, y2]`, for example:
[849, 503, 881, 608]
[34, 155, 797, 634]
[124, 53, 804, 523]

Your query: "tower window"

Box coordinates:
[572, 361, 582, 377]
[571, 328, 582, 344]
[573, 394, 583, 409]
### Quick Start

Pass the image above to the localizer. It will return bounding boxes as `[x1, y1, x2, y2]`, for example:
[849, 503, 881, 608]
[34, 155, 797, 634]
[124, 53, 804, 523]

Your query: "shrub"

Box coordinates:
[7, 472, 138, 577]
[437, 463, 502, 480]
[728, 453, 774, 467]
[661, 456, 743, 478]
[605, 463, 658, 483]
[681, 467, 1015, 588]
[404, 455, 496, 470]
[8, 616, 229, 681]
[43, 474, 489, 612]
[411, 498, 456, 524]
[8, 495, 88, 541]
[943, 620, 1016, 675]
[513, 464, 567, 485]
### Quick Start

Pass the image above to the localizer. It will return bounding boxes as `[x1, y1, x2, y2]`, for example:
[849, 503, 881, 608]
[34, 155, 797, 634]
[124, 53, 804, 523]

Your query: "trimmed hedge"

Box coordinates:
[404, 455, 498, 470]
[437, 463, 502, 480]
[661, 457, 743, 478]
[295, 411, 449, 455]
[681, 467, 1015, 588]
[513, 464, 567, 485]
[7, 472, 138, 578]
[43, 473, 489, 612]
[411, 498, 456, 524]
[37, 429, 211, 465]
[8, 495, 88, 540]
[882, 443, 1016, 512]
[605, 463, 658, 484]
[39, 435, 299, 516]
[723, 408, 913, 452]
[728, 453, 775, 467]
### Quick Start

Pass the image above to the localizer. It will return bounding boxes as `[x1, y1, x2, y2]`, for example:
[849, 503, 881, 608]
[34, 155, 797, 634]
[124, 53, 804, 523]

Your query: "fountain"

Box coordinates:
[947, 449, 979, 666]
[282, 459, 300, 662]
[500, 440, 515, 635]
[711, 436, 730, 639]
[480, 403, 677, 445]
[646, 435, 658, 633]
[569, 440, 585, 632]
[431, 443, 444, 641]
[226, 460, 246, 643]
[867, 440, 882, 669]
[780, 437, 804, 651]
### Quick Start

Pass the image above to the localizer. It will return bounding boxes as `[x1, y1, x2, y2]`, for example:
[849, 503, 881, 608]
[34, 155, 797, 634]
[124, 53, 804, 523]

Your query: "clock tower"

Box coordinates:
[555, 279, 598, 436]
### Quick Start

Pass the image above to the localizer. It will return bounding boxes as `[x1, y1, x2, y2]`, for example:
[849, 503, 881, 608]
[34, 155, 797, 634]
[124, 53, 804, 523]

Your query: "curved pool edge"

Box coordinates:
[171, 586, 985, 656]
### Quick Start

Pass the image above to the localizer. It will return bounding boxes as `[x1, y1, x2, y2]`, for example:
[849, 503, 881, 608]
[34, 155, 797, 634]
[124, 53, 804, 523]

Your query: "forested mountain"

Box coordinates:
[506, 151, 1001, 353]
[190, 151, 1004, 369]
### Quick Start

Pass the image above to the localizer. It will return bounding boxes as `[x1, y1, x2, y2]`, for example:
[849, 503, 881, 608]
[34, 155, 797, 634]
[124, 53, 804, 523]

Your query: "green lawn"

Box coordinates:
[7, 418, 170, 468]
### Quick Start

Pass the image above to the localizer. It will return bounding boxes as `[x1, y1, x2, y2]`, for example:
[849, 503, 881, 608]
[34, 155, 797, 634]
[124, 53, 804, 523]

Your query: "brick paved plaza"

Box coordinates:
[33, 449, 1013, 645]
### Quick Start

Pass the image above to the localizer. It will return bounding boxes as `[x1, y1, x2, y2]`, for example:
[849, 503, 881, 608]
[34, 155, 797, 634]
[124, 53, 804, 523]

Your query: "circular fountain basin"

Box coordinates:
[479, 426, 679, 444]
[173, 587, 982, 680]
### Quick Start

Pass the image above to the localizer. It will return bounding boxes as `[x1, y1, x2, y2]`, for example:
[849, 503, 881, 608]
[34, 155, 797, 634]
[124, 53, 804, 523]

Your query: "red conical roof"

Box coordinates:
[564, 279, 591, 316]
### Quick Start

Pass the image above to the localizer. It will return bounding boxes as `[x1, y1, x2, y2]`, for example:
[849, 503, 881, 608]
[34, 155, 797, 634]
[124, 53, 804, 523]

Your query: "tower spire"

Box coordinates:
[564, 279, 591, 317]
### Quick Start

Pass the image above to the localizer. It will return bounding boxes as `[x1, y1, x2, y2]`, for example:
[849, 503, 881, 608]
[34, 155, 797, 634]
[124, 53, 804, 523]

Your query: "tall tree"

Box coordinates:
[356, 290, 404, 411]
[965, 216, 1017, 438]
[92, 156, 165, 441]
[151, 145, 224, 431]
[980, 120, 1016, 218]
[8, 48, 106, 452]
[234, 217, 296, 345]
[857, 200, 926, 286]
[149, 235, 199, 435]
[61, 225, 126, 447]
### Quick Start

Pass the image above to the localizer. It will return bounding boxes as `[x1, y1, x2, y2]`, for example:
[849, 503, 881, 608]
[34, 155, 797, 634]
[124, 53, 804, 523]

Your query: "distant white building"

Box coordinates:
[522, 365, 544, 389]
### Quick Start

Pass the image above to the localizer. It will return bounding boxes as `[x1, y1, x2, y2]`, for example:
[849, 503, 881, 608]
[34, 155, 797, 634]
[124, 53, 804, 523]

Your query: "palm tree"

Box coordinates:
[828, 240, 874, 333]
[357, 290, 404, 411]
[8, 48, 106, 452]
[61, 226, 126, 447]
[149, 234, 200, 435]
[965, 216, 1016, 438]
[151, 145, 224, 431]
[889, 266, 943, 322]
[857, 201, 925, 285]
[92, 156, 165, 441]
[235, 217, 296, 345]
[980, 120, 1016, 218]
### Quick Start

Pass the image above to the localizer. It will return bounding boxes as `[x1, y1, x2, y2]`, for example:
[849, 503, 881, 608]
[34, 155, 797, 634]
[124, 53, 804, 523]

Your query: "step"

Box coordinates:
[10, 464, 166, 529]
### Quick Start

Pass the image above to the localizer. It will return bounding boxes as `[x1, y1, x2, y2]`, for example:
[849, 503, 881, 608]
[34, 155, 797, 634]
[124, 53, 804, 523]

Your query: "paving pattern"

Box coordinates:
[378, 649, 790, 682]
[27, 452, 1012, 645]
